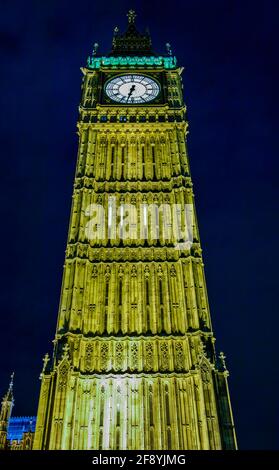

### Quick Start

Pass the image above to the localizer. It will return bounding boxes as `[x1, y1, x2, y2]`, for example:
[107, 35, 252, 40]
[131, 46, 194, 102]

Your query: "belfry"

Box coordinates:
[33, 11, 237, 450]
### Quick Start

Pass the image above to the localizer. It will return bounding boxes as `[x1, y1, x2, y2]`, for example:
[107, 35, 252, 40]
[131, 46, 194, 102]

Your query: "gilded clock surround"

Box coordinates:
[33, 11, 237, 451]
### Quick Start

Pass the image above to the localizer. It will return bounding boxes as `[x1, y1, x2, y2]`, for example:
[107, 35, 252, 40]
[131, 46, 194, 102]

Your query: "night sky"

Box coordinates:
[0, 0, 278, 450]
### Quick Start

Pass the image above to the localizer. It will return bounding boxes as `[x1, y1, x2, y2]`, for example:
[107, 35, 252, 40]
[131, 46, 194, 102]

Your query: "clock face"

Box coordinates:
[105, 74, 160, 104]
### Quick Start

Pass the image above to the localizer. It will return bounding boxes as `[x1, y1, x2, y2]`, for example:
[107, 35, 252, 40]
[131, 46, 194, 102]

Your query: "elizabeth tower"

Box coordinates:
[34, 11, 237, 450]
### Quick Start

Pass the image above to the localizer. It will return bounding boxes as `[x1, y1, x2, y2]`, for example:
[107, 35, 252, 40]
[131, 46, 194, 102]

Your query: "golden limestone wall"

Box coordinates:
[57, 259, 210, 335]
[34, 66, 237, 450]
[36, 373, 223, 450]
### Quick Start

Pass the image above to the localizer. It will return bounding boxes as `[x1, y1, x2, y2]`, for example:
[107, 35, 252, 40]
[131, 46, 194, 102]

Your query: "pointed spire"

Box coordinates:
[9, 372, 14, 390]
[5, 372, 14, 402]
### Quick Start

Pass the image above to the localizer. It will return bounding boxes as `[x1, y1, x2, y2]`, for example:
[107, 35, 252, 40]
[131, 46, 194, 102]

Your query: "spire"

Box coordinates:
[110, 10, 154, 57]
[0, 373, 14, 449]
[5, 372, 14, 402]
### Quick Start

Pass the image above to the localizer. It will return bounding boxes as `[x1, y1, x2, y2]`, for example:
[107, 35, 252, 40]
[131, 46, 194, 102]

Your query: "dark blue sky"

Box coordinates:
[0, 0, 278, 449]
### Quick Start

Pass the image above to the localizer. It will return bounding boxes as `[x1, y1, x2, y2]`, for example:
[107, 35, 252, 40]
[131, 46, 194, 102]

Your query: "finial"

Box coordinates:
[166, 42, 172, 56]
[197, 340, 207, 360]
[92, 42, 99, 56]
[62, 343, 70, 360]
[127, 9, 136, 24]
[39, 353, 50, 379]
[42, 353, 50, 371]
[219, 351, 227, 370]
[114, 26, 119, 35]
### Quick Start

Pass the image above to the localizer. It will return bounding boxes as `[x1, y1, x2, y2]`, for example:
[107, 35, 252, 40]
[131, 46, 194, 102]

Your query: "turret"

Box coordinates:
[0, 373, 14, 450]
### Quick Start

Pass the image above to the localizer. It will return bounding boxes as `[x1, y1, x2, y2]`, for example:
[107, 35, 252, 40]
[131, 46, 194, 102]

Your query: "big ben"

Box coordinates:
[33, 10, 237, 450]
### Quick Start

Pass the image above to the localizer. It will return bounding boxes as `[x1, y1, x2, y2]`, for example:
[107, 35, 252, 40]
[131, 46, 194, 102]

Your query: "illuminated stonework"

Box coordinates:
[87, 56, 177, 70]
[33, 11, 237, 450]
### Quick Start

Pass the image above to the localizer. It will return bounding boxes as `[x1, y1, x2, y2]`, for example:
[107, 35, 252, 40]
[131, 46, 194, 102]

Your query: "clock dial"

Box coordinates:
[105, 74, 160, 104]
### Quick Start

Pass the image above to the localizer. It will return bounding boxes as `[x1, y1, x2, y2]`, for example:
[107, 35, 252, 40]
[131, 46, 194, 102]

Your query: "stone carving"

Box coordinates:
[160, 342, 169, 370]
[130, 343, 139, 370]
[115, 342, 124, 370]
[58, 364, 68, 389]
[100, 343, 109, 370]
[145, 342, 154, 370]
[85, 343, 94, 371]
[170, 264, 177, 277]
[174, 342, 185, 371]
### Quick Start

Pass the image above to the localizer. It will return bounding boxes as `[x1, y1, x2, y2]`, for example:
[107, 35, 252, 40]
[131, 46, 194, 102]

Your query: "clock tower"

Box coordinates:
[33, 10, 237, 450]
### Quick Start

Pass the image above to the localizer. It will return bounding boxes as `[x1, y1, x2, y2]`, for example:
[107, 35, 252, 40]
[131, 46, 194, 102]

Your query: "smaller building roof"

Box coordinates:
[7, 416, 37, 442]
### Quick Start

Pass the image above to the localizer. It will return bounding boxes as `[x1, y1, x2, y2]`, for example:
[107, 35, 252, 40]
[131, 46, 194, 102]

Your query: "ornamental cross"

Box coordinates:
[127, 9, 136, 24]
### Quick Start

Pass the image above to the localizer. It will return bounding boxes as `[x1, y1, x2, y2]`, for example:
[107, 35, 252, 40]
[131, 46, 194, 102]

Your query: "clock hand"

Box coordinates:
[127, 84, 136, 101]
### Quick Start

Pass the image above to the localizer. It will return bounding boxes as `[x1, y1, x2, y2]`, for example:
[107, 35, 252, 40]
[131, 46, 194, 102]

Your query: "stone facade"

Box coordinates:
[33, 11, 237, 450]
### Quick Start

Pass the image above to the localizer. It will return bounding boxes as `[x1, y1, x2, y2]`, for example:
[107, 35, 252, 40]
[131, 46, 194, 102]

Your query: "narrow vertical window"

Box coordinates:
[165, 386, 171, 425]
[108, 204, 112, 230]
[161, 307, 164, 331]
[142, 145, 145, 179]
[152, 145, 155, 164]
[111, 146, 115, 176]
[99, 429, 103, 450]
[149, 389, 154, 426]
[116, 428, 120, 450]
[100, 392, 104, 426]
[105, 281, 109, 306]
[159, 279, 163, 305]
[120, 205, 124, 239]
[146, 279, 150, 305]
[143, 204, 148, 240]
[146, 308, 150, 331]
[167, 428, 172, 449]
[116, 402, 120, 426]
[121, 146, 125, 178]
[119, 279, 122, 306]
[150, 427, 154, 449]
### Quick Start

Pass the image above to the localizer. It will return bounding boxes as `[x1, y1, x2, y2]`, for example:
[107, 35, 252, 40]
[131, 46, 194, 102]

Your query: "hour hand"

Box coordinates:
[127, 84, 136, 101]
